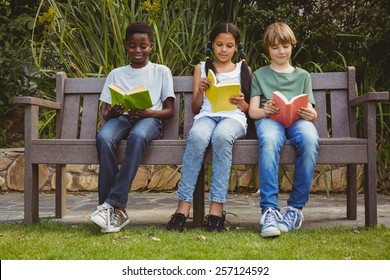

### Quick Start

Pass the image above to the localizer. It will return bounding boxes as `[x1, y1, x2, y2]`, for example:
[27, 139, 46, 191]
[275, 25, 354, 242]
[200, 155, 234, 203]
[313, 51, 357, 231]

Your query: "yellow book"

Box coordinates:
[205, 69, 241, 112]
[108, 83, 153, 111]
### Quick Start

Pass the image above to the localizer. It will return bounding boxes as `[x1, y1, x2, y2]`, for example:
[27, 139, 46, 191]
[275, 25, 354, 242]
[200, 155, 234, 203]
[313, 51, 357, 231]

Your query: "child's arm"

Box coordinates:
[192, 64, 210, 114]
[128, 97, 175, 121]
[297, 103, 317, 122]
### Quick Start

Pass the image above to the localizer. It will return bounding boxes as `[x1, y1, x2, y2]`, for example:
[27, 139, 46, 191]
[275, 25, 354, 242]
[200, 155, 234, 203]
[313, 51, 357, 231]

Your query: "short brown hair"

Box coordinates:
[262, 22, 296, 53]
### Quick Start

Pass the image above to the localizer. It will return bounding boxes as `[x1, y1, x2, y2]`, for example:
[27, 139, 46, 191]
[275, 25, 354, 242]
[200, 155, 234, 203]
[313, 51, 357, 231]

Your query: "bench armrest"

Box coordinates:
[349, 91, 389, 107]
[13, 96, 62, 110]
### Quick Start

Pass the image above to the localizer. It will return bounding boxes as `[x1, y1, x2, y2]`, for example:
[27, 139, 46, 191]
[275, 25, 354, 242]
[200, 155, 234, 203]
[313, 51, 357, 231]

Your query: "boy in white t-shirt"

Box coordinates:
[91, 22, 175, 233]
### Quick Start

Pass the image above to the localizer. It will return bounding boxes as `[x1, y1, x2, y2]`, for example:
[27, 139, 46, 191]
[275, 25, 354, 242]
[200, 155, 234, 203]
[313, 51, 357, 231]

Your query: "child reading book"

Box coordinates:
[249, 22, 319, 238]
[91, 22, 175, 233]
[166, 23, 251, 232]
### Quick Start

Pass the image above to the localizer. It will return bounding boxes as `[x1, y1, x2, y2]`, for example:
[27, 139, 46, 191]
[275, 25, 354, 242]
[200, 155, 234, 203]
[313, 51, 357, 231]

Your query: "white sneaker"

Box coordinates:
[278, 206, 304, 232]
[260, 208, 282, 238]
[90, 202, 114, 230]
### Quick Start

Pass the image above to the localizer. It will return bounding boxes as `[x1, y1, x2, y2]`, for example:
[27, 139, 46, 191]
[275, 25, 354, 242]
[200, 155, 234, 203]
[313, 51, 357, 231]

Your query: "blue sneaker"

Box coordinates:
[260, 208, 282, 238]
[278, 206, 304, 232]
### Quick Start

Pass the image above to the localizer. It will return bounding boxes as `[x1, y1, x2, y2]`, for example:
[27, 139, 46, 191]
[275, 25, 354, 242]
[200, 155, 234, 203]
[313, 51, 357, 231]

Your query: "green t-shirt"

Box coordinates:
[250, 66, 315, 108]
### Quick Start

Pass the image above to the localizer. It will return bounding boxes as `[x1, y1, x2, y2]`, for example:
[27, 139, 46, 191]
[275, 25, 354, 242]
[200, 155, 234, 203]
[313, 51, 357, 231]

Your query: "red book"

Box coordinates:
[269, 91, 308, 128]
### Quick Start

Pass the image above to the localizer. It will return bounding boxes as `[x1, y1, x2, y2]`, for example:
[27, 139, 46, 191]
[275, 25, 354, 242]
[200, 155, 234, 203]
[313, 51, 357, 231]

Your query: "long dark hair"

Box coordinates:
[205, 23, 251, 102]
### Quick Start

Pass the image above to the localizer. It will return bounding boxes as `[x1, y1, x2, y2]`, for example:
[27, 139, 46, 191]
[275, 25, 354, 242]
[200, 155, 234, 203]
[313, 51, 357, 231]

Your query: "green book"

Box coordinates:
[108, 83, 153, 111]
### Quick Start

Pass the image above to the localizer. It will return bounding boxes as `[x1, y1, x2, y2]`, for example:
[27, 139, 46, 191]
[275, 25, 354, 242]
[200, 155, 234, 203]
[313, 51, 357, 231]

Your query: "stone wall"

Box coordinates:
[0, 149, 361, 194]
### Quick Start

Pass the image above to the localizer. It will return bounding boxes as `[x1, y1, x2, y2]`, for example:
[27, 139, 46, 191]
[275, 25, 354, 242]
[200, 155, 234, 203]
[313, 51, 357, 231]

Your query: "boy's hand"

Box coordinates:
[129, 109, 151, 121]
[106, 104, 124, 120]
[298, 106, 317, 122]
[263, 100, 278, 117]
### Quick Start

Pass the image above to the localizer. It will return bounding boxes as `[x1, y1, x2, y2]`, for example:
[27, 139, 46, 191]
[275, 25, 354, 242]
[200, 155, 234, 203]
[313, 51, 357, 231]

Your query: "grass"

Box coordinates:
[1, 221, 389, 260]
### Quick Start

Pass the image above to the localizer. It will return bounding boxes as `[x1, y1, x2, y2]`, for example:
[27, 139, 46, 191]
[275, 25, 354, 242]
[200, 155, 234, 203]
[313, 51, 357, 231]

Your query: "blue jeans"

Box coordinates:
[177, 116, 246, 204]
[96, 115, 162, 208]
[256, 118, 320, 214]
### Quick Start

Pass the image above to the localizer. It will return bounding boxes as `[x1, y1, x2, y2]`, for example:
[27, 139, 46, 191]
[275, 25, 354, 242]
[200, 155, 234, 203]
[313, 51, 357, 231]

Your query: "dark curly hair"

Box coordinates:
[125, 22, 154, 44]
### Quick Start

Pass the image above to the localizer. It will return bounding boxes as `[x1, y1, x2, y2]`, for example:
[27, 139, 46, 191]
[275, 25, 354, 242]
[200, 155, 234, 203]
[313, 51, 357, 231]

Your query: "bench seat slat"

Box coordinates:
[30, 137, 368, 165]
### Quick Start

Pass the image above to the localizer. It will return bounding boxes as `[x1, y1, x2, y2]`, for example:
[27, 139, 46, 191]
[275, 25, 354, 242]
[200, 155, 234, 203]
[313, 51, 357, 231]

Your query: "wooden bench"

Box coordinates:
[13, 66, 388, 227]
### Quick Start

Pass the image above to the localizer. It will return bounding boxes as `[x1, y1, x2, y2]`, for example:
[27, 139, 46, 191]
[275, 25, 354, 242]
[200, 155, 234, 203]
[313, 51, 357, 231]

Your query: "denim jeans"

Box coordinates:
[177, 116, 246, 204]
[256, 118, 320, 214]
[96, 115, 162, 208]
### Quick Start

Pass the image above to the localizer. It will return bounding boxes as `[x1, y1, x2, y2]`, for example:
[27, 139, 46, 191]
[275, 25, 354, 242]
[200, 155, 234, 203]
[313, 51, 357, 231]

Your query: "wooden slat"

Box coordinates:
[311, 72, 348, 90]
[313, 90, 328, 137]
[173, 76, 193, 92]
[80, 94, 100, 139]
[183, 93, 195, 138]
[162, 92, 181, 139]
[64, 78, 106, 93]
[30, 137, 368, 165]
[61, 95, 81, 139]
[330, 89, 350, 137]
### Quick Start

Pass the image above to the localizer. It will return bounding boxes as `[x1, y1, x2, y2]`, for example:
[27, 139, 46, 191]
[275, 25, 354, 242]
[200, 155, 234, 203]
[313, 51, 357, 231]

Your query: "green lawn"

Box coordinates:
[1, 221, 389, 260]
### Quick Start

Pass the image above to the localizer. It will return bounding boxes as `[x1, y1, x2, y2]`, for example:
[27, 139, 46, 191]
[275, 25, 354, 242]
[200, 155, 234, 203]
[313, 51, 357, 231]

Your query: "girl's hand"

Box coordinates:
[199, 77, 211, 93]
[263, 100, 278, 117]
[230, 93, 248, 112]
[298, 106, 317, 122]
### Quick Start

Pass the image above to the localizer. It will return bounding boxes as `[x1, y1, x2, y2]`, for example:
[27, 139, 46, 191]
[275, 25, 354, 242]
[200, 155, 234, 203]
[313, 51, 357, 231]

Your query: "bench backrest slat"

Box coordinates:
[61, 94, 81, 138]
[313, 90, 328, 137]
[330, 89, 350, 137]
[56, 68, 356, 141]
[80, 94, 100, 139]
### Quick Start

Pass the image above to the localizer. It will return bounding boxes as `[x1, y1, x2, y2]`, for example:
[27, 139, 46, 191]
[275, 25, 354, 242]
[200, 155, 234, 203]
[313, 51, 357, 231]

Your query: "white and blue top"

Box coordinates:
[194, 61, 247, 131]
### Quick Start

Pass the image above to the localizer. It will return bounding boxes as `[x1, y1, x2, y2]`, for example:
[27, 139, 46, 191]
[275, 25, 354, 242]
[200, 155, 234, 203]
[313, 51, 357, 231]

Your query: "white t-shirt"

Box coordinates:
[100, 61, 175, 110]
[194, 61, 247, 131]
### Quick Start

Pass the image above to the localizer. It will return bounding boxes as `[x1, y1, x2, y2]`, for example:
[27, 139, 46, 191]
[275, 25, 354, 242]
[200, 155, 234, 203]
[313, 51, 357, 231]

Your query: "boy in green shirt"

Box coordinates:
[249, 22, 319, 238]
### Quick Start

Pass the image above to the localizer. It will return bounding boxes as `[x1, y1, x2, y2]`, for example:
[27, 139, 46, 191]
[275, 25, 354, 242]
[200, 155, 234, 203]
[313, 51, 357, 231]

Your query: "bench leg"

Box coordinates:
[193, 165, 205, 228]
[363, 102, 378, 227]
[55, 164, 67, 218]
[346, 164, 357, 220]
[24, 163, 39, 224]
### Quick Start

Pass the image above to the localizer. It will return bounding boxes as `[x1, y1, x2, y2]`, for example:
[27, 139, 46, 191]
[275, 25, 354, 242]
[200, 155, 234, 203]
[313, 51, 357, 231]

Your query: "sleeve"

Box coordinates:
[160, 66, 175, 102]
[250, 73, 262, 98]
[304, 73, 316, 106]
[99, 71, 115, 104]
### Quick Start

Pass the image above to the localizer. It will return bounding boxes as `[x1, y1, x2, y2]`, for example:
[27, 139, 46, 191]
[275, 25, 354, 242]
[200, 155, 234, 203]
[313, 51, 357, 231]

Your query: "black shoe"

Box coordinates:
[166, 213, 187, 232]
[204, 212, 226, 232]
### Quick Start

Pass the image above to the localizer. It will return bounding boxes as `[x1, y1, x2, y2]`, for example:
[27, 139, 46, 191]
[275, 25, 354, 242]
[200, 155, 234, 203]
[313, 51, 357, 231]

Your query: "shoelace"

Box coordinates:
[111, 209, 124, 225]
[97, 203, 113, 226]
[261, 208, 281, 227]
[281, 206, 304, 229]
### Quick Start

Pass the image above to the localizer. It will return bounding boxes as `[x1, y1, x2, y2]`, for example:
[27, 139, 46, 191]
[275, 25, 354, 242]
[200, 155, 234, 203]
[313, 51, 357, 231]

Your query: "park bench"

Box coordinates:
[13, 66, 389, 227]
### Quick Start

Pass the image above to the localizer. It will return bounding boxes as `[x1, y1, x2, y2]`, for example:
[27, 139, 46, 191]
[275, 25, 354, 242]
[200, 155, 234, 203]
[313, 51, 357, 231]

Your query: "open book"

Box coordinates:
[269, 91, 308, 128]
[205, 69, 241, 112]
[108, 83, 153, 111]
